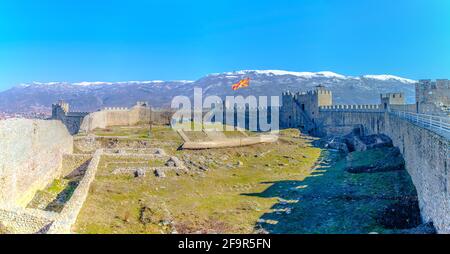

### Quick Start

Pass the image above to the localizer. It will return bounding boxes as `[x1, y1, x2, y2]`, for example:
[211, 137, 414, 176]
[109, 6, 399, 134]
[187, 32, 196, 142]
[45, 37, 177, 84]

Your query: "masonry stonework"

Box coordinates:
[51, 100, 89, 135]
[0, 119, 73, 207]
[384, 114, 450, 233]
[281, 83, 450, 233]
[416, 79, 450, 116]
[78, 103, 173, 133]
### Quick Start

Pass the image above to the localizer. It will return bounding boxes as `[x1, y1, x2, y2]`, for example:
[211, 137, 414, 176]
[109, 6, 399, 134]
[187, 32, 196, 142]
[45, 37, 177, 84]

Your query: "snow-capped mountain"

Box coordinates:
[0, 70, 416, 113]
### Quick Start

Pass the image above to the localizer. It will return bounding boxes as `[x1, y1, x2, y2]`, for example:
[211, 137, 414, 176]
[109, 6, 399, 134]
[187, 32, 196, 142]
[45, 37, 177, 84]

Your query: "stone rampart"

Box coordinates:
[103, 107, 129, 111]
[319, 104, 382, 112]
[79, 106, 172, 132]
[0, 119, 73, 207]
[316, 111, 385, 136]
[314, 110, 450, 233]
[384, 113, 450, 233]
[0, 207, 57, 234]
[389, 104, 417, 113]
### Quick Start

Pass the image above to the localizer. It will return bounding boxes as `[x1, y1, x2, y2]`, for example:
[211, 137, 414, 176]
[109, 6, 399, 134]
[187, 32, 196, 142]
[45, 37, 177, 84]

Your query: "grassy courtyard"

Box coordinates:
[72, 125, 419, 234]
[73, 127, 321, 233]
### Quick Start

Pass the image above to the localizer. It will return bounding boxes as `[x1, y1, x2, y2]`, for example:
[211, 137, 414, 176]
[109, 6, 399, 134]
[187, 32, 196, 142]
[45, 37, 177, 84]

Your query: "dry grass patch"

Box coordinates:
[73, 126, 321, 233]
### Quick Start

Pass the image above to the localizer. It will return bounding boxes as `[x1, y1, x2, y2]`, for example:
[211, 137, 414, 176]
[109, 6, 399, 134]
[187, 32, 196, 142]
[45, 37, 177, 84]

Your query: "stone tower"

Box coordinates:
[135, 101, 149, 107]
[415, 79, 450, 115]
[51, 100, 69, 119]
[380, 93, 405, 110]
[280, 91, 297, 128]
[312, 84, 333, 116]
[280, 85, 332, 131]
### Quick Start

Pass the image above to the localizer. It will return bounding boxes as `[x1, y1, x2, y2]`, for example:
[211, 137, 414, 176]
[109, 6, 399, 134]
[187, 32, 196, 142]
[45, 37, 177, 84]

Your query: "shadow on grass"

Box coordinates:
[243, 149, 420, 234]
[45, 181, 79, 213]
[45, 159, 91, 213]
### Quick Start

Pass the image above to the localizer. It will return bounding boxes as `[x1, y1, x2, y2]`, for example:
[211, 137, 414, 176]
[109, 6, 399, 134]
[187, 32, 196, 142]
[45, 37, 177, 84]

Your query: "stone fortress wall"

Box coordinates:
[280, 80, 450, 233]
[0, 206, 57, 233]
[319, 104, 382, 111]
[1, 79, 448, 233]
[52, 101, 174, 134]
[51, 100, 90, 135]
[79, 102, 151, 132]
[384, 113, 450, 233]
[0, 114, 185, 233]
[416, 79, 450, 116]
[280, 85, 332, 132]
[380, 92, 405, 108]
[376, 79, 450, 116]
[315, 110, 450, 233]
[0, 119, 73, 208]
[281, 80, 449, 135]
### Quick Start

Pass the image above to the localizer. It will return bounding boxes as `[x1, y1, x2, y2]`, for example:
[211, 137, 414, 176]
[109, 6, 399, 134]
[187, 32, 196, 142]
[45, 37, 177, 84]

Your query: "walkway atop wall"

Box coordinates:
[390, 110, 450, 140]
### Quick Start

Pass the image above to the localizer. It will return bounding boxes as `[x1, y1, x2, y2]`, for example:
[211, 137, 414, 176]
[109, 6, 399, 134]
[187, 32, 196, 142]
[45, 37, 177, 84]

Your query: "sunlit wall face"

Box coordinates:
[0, 0, 449, 91]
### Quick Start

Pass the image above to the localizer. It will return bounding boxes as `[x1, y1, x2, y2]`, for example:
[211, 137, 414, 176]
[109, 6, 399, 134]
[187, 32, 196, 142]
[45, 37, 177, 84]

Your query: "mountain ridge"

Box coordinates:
[0, 70, 417, 113]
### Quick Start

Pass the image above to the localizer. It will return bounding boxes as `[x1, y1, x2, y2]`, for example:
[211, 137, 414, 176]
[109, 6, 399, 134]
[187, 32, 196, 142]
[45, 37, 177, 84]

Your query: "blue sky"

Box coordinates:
[0, 0, 449, 91]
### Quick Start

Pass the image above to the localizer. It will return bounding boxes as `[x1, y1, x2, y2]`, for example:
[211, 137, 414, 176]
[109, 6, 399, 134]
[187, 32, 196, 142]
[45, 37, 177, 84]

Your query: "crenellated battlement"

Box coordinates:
[135, 101, 149, 107]
[418, 79, 450, 88]
[319, 104, 382, 112]
[416, 79, 450, 115]
[308, 89, 332, 95]
[201, 105, 273, 111]
[66, 112, 90, 117]
[102, 107, 129, 111]
[380, 93, 403, 99]
[52, 100, 69, 114]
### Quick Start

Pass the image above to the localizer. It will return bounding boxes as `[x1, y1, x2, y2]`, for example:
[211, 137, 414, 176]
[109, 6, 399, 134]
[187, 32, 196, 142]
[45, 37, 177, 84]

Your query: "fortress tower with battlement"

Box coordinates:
[51, 100, 90, 135]
[52, 100, 69, 116]
[416, 79, 450, 115]
[280, 81, 450, 233]
[380, 93, 405, 109]
[52, 100, 159, 134]
[280, 85, 402, 135]
[280, 85, 332, 132]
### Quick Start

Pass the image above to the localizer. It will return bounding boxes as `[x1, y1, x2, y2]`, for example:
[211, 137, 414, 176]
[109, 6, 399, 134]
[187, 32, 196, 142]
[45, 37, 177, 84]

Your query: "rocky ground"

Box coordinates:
[70, 125, 428, 234]
[0, 223, 9, 234]
[73, 126, 322, 233]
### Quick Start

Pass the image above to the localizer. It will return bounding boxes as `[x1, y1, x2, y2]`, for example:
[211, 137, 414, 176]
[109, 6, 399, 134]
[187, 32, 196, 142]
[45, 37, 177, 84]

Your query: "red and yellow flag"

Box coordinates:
[231, 77, 250, 91]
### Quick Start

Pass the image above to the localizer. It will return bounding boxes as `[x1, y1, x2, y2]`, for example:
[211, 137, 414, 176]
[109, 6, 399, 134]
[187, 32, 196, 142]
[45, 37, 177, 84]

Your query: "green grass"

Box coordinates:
[72, 125, 419, 234]
[254, 149, 418, 234]
[93, 126, 152, 139]
[346, 147, 405, 173]
[347, 148, 391, 167]
[47, 179, 69, 194]
[73, 127, 321, 234]
[27, 178, 79, 213]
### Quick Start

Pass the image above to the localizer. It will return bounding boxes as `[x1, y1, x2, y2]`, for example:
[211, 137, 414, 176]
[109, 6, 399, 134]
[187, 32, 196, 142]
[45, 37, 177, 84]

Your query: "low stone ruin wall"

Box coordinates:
[0, 207, 57, 234]
[47, 149, 103, 234]
[181, 134, 278, 150]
